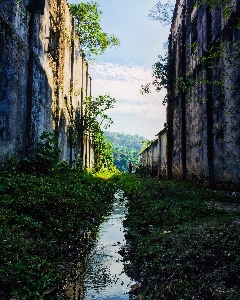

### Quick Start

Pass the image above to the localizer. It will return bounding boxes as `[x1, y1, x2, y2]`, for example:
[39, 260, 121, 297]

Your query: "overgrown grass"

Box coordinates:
[2, 165, 240, 299]
[0, 163, 118, 299]
[116, 174, 240, 300]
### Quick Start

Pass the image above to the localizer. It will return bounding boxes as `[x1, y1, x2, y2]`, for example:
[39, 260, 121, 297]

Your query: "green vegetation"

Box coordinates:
[21, 131, 61, 174]
[0, 165, 117, 299]
[2, 140, 240, 299]
[69, 2, 120, 60]
[104, 131, 146, 151]
[0, 133, 118, 299]
[104, 131, 146, 172]
[117, 174, 240, 299]
[140, 52, 171, 106]
[65, 92, 117, 171]
[83, 95, 116, 171]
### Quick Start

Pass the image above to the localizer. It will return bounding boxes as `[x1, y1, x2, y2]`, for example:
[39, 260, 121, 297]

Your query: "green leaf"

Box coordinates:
[69, 2, 120, 60]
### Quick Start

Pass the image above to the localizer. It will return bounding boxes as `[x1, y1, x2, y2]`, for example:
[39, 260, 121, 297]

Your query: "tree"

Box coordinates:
[104, 132, 147, 172]
[140, 52, 172, 105]
[65, 94, 116, 170]
[83, 94, 116, 132]
[83, 94, 116, 170]
[69, 2, 120, 60]
[92, 132, 114, 171]
[140, 1, 174, 103]
[148, 1, 174, 26]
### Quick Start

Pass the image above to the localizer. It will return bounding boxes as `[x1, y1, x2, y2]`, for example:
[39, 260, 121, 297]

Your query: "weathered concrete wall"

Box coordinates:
[167, 0, 240, 187]
[139, 128, 167, 177]
[0, 0, 30, 160]
[0, 0, 94, 167]
[158, 129, 167, 177]
[151, 139, 159, 176]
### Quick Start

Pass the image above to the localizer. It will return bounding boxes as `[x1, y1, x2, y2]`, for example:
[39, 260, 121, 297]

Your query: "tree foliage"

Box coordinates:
[93, 133, 114, 171]
[104, 131, 146, 151]
[140, 53, 171, 105]
[148, 1, 174, 26]
[83, 95, 116, 170]
[69, 2, 120, 60]
[65, 94, 116, 171]
[83, 94, 116, 132]
[104, 131, 147, 172]
[141, 1, 174, 105]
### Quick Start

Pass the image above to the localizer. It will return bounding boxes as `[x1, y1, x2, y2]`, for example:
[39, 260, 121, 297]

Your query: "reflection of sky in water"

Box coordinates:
[83, 193, 133, 300]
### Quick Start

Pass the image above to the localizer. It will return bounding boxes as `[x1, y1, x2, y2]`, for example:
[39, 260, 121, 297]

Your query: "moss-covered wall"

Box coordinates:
[0, 0, 94, 167]
[139, 129, 167, 177]
[168, 0, 240, 187]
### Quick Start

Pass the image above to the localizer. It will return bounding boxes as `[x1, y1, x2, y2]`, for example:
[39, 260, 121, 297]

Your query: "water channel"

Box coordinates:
[84, 190, 135, 299]
[66, 190, 135, 300]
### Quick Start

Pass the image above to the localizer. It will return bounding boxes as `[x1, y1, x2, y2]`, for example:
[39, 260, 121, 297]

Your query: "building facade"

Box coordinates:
[0, 0, 94, 167]
[139, 128, 167, 177]
[140, 0, 240, 188]
[166, 0, 240, 187]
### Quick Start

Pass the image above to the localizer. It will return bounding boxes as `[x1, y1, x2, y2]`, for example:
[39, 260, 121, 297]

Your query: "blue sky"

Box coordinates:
[68, 0, 170, 140]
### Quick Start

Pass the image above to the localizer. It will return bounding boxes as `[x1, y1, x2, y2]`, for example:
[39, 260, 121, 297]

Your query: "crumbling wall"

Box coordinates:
[0, 0, 94, 167]
[139, 129, 167, 177]
[184, 5, 209, 182]
[159, 129, 167, 177]
[168, 0, 240, 187]
[0, 0, 30, 160]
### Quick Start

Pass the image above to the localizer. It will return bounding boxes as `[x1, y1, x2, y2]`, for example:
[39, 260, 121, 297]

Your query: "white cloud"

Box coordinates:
[88, 61, 167, 139]
[89, 61, 166, 117]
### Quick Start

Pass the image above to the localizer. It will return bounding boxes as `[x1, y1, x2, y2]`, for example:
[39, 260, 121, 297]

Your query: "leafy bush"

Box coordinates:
[21, 131, 61, 174]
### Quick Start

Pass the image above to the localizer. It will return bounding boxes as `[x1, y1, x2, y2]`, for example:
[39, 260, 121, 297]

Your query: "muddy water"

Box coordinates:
[82, 190, 133, 300]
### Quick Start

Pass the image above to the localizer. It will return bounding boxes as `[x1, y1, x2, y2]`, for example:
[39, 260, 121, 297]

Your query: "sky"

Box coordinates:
[68, 0, 170, 140]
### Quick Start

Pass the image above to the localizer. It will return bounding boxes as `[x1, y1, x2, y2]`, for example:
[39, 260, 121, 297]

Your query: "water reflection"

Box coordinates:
[83, 191, 133, 300]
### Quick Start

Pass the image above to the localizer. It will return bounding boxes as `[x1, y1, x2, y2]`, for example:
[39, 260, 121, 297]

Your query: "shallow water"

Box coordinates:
[83, 191, 133, 300]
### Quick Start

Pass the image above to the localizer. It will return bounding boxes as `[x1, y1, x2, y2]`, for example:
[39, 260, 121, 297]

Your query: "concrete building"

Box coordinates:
[167, 0, 240, 187]
[139, 128, 167, 177]
[140, 0, 240, 188]
[0, 0, 94, 167]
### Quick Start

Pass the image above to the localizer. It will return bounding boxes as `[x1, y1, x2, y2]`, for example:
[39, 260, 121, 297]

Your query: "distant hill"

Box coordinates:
[104, 131, 147, 172]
